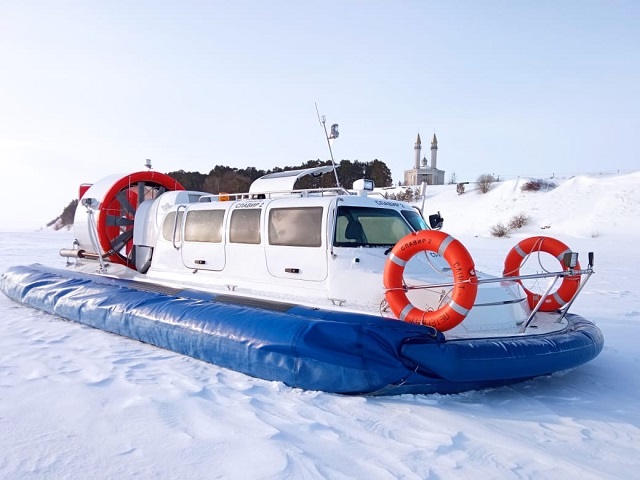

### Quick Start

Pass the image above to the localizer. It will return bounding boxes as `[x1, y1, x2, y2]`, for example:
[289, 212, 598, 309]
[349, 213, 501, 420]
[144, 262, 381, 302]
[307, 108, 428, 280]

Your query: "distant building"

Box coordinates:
[403, 133, 445, 186]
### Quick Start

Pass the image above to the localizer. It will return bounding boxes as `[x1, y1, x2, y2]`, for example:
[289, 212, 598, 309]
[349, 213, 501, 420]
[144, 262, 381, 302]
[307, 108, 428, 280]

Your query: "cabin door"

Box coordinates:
[265, 245, 328, 281]
[264, 205, 328, 282]
[180, 208, 226, 271]
[181, 242, 226, 271]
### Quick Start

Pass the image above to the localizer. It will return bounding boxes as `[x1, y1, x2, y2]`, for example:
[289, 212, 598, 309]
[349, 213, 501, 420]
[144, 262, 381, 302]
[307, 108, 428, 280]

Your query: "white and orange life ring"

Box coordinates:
[503, 236, 580, 312]
[383, 230, 478, 332]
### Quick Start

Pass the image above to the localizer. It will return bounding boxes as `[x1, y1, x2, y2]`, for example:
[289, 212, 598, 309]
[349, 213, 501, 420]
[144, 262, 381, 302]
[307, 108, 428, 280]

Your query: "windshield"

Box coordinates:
[333, 206, 413, 247]
[402, 209, 429, 231]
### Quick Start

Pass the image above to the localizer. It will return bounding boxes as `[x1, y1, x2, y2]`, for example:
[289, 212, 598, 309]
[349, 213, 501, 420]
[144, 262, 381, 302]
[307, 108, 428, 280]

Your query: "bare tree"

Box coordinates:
[476, 173, 496, 194]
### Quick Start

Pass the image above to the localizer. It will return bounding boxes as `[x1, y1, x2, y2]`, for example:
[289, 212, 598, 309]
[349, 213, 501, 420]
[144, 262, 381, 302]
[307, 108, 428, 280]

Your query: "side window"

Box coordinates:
[229, 209, 261, 244]
[162, 211, 183, 241]
[184, 210, 225, 243]
[268, 207, 323, 247]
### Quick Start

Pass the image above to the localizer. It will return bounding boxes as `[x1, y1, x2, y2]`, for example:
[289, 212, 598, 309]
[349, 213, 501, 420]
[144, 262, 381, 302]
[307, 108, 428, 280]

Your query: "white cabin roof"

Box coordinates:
[249, 165, 336, 193]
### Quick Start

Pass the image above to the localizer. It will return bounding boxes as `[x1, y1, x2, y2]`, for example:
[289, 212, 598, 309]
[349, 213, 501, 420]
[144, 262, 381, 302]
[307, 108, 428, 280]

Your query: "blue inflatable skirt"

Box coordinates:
[0, 264, 604, 395]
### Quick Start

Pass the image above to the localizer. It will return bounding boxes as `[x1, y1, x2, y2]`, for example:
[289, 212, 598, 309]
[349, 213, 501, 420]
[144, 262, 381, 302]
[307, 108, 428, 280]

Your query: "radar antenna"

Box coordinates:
[315, 103, 341, 188]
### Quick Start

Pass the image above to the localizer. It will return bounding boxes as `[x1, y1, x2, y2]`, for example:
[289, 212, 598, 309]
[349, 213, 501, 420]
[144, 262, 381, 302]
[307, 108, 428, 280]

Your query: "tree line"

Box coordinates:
[48, 159, 394, 229]
[167, 158, 393, 193]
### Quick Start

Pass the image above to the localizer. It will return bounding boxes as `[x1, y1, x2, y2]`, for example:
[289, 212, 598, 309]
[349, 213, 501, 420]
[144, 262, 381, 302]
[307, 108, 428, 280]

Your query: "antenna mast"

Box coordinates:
[315, 103, 340, 188]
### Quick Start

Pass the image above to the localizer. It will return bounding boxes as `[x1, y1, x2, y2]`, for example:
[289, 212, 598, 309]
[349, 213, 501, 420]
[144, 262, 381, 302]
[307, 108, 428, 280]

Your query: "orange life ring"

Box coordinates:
[503, 236, 581, 312]
[383, 230, 478, 332]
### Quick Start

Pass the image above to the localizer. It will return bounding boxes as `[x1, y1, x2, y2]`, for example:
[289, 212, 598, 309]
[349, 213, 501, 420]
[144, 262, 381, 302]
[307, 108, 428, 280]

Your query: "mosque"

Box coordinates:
[403, 133, 445, 186]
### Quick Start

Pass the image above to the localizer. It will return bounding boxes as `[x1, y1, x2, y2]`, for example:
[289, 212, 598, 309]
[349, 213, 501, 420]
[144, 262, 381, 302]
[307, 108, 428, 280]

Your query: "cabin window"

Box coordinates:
[184, 209, 225, 243]
[229, 209, 261, 244]
[268, 207, 323, 247]
[162, 211, 184, 242]
[334, 206, 412, 247]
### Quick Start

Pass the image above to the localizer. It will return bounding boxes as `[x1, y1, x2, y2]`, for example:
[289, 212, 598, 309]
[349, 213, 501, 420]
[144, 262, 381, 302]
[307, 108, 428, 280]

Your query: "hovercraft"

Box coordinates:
[0, 166, 603, 395]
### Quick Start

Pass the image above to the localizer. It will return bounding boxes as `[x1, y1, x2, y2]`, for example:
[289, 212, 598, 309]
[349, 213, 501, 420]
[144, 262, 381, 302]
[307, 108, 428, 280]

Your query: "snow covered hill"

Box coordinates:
[407, 171, 640, 239]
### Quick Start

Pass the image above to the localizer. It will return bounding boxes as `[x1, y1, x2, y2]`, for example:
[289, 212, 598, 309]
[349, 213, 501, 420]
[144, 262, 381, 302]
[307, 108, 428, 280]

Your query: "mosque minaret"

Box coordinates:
[403, 132, 444, 185]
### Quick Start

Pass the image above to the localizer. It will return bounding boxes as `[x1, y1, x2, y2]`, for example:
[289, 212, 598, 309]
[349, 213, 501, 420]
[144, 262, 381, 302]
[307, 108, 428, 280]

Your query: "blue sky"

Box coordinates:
[1, 1, 638, 229]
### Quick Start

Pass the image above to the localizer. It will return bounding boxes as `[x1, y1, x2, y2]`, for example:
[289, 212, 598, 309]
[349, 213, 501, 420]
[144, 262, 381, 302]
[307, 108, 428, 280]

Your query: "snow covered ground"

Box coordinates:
[1, 172, 639, 479]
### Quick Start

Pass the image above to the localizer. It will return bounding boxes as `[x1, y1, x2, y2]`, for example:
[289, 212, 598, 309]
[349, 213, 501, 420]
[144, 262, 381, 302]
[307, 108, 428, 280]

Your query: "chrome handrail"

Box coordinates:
[172, 205, 186, 250]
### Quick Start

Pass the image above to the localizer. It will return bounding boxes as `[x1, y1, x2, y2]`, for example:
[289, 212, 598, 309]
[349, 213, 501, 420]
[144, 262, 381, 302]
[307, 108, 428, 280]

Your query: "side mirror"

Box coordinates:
[429, 211, 444, 230]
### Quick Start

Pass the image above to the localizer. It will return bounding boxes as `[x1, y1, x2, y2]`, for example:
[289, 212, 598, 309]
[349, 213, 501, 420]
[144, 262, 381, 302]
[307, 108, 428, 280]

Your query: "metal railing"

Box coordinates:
[197, 186, 349, 203]
[398, 262, 595, 333]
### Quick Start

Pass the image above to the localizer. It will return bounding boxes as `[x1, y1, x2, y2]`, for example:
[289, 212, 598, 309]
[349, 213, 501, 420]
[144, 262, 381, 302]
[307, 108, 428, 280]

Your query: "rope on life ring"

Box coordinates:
[503, 236, 581, 312]
[383, 230, 478, 332]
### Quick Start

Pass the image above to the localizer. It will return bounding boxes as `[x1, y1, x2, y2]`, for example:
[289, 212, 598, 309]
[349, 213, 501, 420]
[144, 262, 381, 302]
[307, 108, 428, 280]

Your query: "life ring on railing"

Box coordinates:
[503, 236, 581, 312]
[383, 230, 478, 332]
